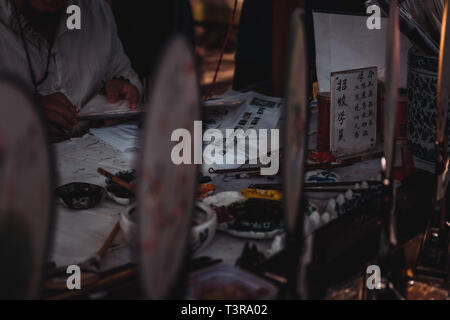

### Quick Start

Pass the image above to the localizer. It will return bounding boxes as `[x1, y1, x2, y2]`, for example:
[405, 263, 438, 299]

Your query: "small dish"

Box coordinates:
[105, 170, 136, 206]
[106, 184, 134, 206]
[305, 170, 340, 183]
[119, 202, 218, 252]
[205, 195, 284, 240]
[305, 170, 340, 200]
[55, 183, 104, 210]
[191, 202, 217, 253]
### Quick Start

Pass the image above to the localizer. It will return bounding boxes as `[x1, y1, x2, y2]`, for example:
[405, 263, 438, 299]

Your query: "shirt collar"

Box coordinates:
[0, 0, 79, 48]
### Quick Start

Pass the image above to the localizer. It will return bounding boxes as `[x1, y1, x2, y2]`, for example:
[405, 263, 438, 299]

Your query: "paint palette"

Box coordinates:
[305, 170, 341, 200]
[203, 192, 284, 240]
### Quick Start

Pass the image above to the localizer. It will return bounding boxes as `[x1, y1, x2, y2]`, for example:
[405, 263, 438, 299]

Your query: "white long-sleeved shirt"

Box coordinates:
[0, 0, 142, 108]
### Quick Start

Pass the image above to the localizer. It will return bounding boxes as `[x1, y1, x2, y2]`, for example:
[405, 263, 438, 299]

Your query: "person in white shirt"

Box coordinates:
[0, 0, 142, 139]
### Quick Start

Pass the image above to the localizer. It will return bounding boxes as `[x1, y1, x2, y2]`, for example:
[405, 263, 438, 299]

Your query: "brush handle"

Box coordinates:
[97, 221, 121, 257]
[97, 168, 134, 193]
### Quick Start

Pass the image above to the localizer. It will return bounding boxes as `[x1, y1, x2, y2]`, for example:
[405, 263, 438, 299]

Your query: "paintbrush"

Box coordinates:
[208, 167, 264, 174]
[249, 183, 282, 190]
[97, 168, 135, 193]
[401, 0, 444, 44]
[209, 162, 355, 176]
[377, 0, 439, 54]
[304, 188, 368, 193]
[48, 266, 137, 300]
[248, 181, 381, 190]
[45, 219, 122, 290]
[304, 181, 381, 188]
[305, 163, 351, 171]
[75, 220, 122, 274]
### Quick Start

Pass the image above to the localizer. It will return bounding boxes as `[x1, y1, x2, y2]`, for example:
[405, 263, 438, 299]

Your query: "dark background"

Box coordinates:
[109, 0, 373, 97]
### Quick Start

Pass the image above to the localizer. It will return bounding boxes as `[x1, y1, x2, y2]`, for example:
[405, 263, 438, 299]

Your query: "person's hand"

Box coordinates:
[38, 93, 78, 138]
[105, 79, 139, 110]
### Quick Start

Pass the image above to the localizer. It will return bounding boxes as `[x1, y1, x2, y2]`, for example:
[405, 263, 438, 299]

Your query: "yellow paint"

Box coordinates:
[240, 188, 283, 201]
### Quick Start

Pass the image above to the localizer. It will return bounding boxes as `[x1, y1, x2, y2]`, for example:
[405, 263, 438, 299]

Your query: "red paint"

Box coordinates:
[317, 92, 331, 152]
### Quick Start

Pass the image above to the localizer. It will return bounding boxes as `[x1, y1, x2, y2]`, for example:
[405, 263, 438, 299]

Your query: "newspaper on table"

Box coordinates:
[90, 121, 141, 153]
[202, 91, 284, 174]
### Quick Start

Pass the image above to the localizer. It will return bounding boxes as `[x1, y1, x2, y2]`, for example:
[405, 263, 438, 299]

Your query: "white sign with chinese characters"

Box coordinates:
[330, 67, 377, 157]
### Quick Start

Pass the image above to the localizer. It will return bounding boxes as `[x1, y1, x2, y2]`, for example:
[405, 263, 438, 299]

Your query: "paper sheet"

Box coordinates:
[90, 122, 141, 153]
[78, 94, 143, 120]
[50, 209, 120, 267]
[330, 67, 377, 156]
[51, 134, 137, 269]
[313, 13, 412, 92]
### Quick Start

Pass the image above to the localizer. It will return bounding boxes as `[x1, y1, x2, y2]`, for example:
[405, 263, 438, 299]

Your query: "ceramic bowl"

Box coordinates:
[55, 183, 103, 210]
[190, 202, 217, 253]
[305, 170, 340, 200]
[407, 47, 450, 172]
[119, 202, 217, 252]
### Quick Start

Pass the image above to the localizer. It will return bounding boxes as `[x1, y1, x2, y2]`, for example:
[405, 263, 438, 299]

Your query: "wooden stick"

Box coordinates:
[249, 183, 282, 190]
[48, 267, 137, 300]
[306, 163, 351, 170]
[97, 168, 135, 193]
[97, 221, 121, 257]
[337, 151, 384, 164]
[209, 167, 262, 174]
[249, 181, 380, 190]
[304, 188, 367, 193]
[304, 181, 381, 188]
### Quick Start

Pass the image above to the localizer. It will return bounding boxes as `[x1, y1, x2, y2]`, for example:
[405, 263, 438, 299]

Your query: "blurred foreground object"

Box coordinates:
[0, 77, 54, 299]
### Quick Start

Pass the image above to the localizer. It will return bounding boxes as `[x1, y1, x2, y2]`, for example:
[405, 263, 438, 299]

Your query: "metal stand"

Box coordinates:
[415, 223, 449, 282]
[415, 140, 450, 283]
[365, 176, 407, 300]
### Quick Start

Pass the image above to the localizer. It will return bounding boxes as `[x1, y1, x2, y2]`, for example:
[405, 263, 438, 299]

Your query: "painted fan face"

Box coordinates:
[283, 10, 309, 235]
[0, 79, 53, 299]
[383, 0, 400, 183]
[138, 37, 200, 299]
